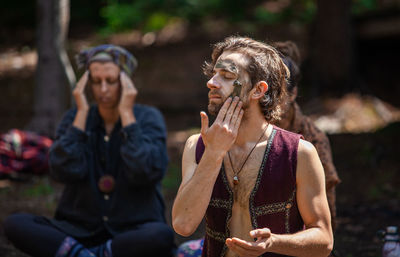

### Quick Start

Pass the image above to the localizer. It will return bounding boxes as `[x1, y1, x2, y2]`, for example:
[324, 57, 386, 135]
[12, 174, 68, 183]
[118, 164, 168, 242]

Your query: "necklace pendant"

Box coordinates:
[98, 175, 115, 193]
[233, 176, 239, 185]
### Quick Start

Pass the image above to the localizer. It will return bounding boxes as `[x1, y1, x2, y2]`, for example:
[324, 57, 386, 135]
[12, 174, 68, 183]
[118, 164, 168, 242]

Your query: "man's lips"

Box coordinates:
[209, 95, 221, 100]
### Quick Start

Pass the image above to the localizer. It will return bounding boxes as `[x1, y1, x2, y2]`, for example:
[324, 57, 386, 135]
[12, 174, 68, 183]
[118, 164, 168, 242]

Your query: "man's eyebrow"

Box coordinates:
[215, 59, 238, 73]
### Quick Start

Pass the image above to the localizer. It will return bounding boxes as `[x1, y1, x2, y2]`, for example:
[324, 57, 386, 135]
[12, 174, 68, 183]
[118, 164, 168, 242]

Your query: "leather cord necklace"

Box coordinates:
[228, 123, 269, 186]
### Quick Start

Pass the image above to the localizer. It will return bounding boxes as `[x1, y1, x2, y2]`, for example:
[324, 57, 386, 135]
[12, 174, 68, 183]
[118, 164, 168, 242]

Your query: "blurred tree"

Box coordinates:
[28, 0, 75, 137]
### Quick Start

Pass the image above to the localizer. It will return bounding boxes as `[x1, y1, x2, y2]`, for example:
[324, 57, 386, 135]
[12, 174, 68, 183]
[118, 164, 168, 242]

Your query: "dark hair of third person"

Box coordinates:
[272, 41, 301, 93]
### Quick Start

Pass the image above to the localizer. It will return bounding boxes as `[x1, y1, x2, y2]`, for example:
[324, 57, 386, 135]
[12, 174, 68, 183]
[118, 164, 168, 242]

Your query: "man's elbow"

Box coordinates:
[321, 232, 334, 257]
[172, 217, 196, 237]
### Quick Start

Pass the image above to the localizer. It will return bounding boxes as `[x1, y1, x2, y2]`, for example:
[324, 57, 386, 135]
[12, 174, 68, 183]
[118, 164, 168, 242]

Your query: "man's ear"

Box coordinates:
[252, 81, 268, 99]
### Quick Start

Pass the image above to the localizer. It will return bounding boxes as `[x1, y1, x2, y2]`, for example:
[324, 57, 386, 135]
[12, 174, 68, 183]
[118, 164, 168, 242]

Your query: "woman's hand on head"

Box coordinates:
[118, 71, 138, 113]
[73, 71, 90, 112]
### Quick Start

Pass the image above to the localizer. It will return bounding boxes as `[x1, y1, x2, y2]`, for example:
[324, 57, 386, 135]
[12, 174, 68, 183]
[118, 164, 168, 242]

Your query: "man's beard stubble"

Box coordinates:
[207, 95, 248, 117]
[207, 101, 223, 116]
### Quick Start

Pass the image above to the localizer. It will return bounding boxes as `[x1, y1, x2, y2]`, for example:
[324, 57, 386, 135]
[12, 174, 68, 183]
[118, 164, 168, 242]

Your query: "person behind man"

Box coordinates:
[4, 45, 175, 257]
[172, 36, 333, 257]
[271, 41, 341, 232]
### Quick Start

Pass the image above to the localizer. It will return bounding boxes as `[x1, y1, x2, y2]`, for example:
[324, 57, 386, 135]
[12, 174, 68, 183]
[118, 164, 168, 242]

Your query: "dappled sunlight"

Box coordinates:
[311, 93, 400, 134]
[0, 50, 37, 76]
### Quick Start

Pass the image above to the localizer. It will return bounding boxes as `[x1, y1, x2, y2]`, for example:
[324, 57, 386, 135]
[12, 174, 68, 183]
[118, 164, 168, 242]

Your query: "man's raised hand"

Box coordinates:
[200, 97, 243, 155]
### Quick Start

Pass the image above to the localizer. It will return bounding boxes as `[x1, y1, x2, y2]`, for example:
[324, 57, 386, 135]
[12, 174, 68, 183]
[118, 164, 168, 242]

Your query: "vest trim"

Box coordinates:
[205, 225, 226, 243]
[254, 188, 296, 233]
[219, 164, 234, 256]
[209, 198, 231, 210]
[249, 128, 277, 229]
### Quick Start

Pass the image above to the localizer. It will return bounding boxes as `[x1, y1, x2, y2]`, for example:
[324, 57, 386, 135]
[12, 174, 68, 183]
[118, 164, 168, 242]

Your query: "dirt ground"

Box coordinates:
[0, 121, 399, 257]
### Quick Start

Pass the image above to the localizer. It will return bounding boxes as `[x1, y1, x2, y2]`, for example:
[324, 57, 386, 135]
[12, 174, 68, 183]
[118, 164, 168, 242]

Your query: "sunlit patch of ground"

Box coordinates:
[309, 93, 400, 134]
[0, 50, 37, 76]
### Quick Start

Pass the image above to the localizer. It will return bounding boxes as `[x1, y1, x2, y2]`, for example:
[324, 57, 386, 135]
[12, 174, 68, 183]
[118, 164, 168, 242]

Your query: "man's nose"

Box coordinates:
[207, 76, 220, 89]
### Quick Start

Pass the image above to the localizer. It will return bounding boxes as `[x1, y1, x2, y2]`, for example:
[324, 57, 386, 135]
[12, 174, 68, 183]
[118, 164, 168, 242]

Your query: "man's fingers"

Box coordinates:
[250, 228, 271, 239]
[226, 238, 260, 256]
[200, 111, 209, 136]
[233, 110, 244, 134]
[214, 97, 232, 124]
[230, 237, 258, 250]
[230, 100, 242, 124]
[226, 238, 249, 256]
[223, 97, 239, 124]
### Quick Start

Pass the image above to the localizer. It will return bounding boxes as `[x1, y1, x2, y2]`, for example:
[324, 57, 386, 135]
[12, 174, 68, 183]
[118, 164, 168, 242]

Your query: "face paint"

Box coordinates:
[215, 59, 238, 74]
[230, 79, 242, 98]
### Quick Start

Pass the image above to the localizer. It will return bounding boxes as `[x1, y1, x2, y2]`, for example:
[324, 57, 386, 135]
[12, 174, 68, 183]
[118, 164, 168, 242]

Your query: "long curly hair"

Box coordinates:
[203, 36, 289, 121]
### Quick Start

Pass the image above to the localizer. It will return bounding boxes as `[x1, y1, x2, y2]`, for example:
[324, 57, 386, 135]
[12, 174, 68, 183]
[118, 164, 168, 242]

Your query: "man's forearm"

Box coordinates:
[268, 227, 333, 257]
[172, 149, 225, 236]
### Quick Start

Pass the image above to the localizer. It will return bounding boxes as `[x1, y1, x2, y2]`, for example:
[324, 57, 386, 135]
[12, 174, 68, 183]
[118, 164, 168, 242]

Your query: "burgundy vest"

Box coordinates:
[197, 126, 304, 257]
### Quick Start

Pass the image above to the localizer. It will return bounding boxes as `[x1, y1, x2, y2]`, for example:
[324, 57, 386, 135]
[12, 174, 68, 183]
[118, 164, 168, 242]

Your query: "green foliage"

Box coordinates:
[352, 0, 378, 14]
[254, 0, 317, 25]
[254, 7, 285, 25]
[100, 0, 265, 33]
[296, 0, 317, 23]
[23, 178, 54, 197]
[162, 163, 181, 190]
[98, 0, 379, 33]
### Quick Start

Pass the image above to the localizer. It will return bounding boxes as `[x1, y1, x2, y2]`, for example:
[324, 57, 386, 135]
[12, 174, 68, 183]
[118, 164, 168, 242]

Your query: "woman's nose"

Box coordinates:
[100, 81, 108, 92]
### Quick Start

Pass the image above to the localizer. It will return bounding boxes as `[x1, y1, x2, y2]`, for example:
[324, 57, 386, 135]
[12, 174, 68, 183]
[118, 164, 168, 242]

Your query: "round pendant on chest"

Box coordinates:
[233, 176, 239, 185]
[98, 175, 115, 193]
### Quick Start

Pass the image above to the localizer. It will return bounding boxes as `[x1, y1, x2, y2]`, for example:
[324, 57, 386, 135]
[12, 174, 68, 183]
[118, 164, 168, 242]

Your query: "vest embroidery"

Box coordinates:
[205, 226, 226, 243]
[209, 198, 231, 209]
[254, 188, 296, 233]
[250, 129, 277, 228]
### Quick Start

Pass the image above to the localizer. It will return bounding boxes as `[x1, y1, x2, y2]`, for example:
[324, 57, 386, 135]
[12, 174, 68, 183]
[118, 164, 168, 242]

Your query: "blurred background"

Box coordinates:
[0, 0, 399, 256]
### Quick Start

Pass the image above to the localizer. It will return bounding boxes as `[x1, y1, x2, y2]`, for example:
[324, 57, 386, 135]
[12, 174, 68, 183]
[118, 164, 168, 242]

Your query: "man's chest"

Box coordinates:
[223, 146, 266, 208]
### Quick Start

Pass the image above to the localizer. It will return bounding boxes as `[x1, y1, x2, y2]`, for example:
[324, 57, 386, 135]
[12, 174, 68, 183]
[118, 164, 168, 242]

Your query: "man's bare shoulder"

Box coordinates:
[184, 133, 201, 150]
[297, 139, 325, 183]
[298, 138, 318, 159]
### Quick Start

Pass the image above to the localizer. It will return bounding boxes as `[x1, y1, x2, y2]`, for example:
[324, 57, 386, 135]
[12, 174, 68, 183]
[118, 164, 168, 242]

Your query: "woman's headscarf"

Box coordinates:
[76, 44, 138, 76]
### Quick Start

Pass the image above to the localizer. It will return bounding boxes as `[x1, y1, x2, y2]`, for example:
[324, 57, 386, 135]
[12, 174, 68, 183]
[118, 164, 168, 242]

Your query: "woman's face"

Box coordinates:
[88, 61, 121, 109]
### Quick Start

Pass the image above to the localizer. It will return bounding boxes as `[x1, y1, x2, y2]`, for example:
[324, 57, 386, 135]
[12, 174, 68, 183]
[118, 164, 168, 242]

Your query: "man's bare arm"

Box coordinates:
[172, 97, 243, 236]
[226, 139, 333, 257]
[172, 134, 224, 236]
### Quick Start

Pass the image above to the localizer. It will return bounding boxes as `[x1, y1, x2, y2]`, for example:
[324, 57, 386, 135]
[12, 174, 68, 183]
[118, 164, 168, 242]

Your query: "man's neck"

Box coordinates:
[235, 105, 269, 147]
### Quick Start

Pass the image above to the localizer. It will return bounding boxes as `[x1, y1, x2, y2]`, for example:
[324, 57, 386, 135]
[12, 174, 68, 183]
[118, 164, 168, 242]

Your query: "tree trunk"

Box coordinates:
[28, 0, 75, 137]
[310, 0, 354, 96]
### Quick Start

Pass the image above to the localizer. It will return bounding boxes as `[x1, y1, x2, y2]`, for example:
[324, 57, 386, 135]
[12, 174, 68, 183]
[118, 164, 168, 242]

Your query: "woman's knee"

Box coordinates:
[148, 223, 174, 244]
[3, 213, 34, 240]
